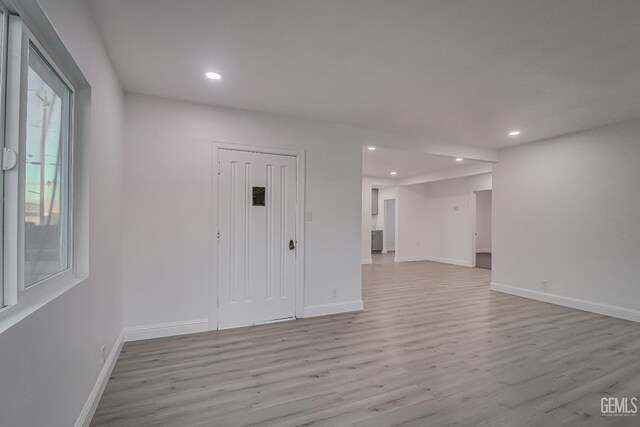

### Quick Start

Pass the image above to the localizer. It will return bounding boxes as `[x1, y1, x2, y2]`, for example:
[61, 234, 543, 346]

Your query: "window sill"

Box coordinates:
[0, 274, 88, 335]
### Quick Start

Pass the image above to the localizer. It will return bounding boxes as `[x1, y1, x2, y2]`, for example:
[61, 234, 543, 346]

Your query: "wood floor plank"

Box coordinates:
[92, 254, 640, 426]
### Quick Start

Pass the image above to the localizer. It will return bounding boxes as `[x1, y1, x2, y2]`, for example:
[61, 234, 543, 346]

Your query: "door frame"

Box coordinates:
[210, 142, 306, 331]
[469, 187, 492, 268]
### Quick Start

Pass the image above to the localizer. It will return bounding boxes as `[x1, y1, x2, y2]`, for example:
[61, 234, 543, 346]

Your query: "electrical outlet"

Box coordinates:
[541, 280, 548, 290]
[101, 345, 106, 363]
[332, 288, 338, 298]
[305, 211, 313, 221]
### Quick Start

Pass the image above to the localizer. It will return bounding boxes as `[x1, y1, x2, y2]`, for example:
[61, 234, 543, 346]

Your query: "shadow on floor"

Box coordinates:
[476, 252, 492, 270]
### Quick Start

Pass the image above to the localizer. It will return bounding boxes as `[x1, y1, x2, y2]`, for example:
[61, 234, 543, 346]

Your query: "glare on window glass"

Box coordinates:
[24, 45, 71, 287]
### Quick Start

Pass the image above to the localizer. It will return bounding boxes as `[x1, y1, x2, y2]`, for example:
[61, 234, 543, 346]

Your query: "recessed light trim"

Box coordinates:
[367, 146, 376, 151]
[508, 130, 521, 136]
[390, 171, 398, 175]
[205, 71, 222, 80]
[456, 157, 463, 162]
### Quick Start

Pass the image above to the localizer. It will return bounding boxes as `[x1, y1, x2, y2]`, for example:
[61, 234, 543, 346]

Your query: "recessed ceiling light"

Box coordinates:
[390, 171, 397, 175]
[367, 146, 376, 151]
[508, 130, 521, 136]
[456, 157, 463, 162]
[205, 71, 222, 80]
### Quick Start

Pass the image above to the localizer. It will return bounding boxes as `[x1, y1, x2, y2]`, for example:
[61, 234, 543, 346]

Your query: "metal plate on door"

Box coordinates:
[252, 187, 266, 206]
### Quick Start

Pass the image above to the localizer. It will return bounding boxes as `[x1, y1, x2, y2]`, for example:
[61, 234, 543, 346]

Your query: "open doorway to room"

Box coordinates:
[362, 146, 493, 267]
[370, 186, 397, 264]
[473, 189, 492, 270]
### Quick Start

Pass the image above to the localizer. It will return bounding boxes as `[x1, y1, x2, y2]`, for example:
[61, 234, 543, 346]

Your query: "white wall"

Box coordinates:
[0, 0, 124, 426]
[383, 199, 396, 251]
[396, 174, 491, 266]
[395, 184, 428, 261]
[492, 119, 640, 320]
[123, 93, 363, 329]
[475, 190, 492, 253]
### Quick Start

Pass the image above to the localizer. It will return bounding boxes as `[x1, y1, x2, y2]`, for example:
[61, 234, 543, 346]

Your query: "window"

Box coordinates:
[0, 7, 81, 319]
[23, 44, 72, 287]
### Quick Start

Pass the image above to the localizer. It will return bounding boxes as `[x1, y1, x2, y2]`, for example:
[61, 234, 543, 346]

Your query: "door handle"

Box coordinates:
[1, 148, 17, 171]
[289, 240, 296, 250]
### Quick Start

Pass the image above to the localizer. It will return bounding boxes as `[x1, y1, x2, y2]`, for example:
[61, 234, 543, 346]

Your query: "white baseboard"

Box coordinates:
[427, 256, 472, 267]
[124, 318, 209, 342]
[394, 255, 472, 267]
[361, 258, 373, 265]
[75, 331, 124, 427]
[394, 255, 426, 262]
[490, 282, 640, 323]
[303, 300, 364, 318]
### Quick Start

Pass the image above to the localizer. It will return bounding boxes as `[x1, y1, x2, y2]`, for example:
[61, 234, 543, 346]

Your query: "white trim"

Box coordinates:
[303, 300, 364, 318]
[211, 142, 305, 331]
[74, 331, 124, 427]
[123, 319, 209, 342]
[428, 256, 472, 267]
[490, 282, 640, 323]
[394, 255, 472, 267]
[361, 258, 372, 265]
[219, 316, 295, 331]
[0, 4, 7, 309]
[2, 15, 26, 307]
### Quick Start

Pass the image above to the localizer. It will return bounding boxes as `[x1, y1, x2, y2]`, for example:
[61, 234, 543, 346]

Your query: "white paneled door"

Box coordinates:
[217, 149, 297, 329]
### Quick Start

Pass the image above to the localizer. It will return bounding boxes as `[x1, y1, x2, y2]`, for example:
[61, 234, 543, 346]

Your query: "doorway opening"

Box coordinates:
[368, 184, 398, 265]
[473, 189, 492, 270]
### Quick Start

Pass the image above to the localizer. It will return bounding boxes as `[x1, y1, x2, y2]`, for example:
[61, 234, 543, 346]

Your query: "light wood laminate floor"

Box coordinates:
[92, 255, 640, 426]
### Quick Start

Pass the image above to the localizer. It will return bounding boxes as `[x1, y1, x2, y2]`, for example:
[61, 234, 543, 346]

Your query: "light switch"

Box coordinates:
[305, 211, 313, 221]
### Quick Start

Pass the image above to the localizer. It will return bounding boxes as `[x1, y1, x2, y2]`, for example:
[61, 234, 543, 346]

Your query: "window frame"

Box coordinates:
[2, 15, 78, 311]
[21, 39, 75, 290]
[0, 3, 8, 308]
